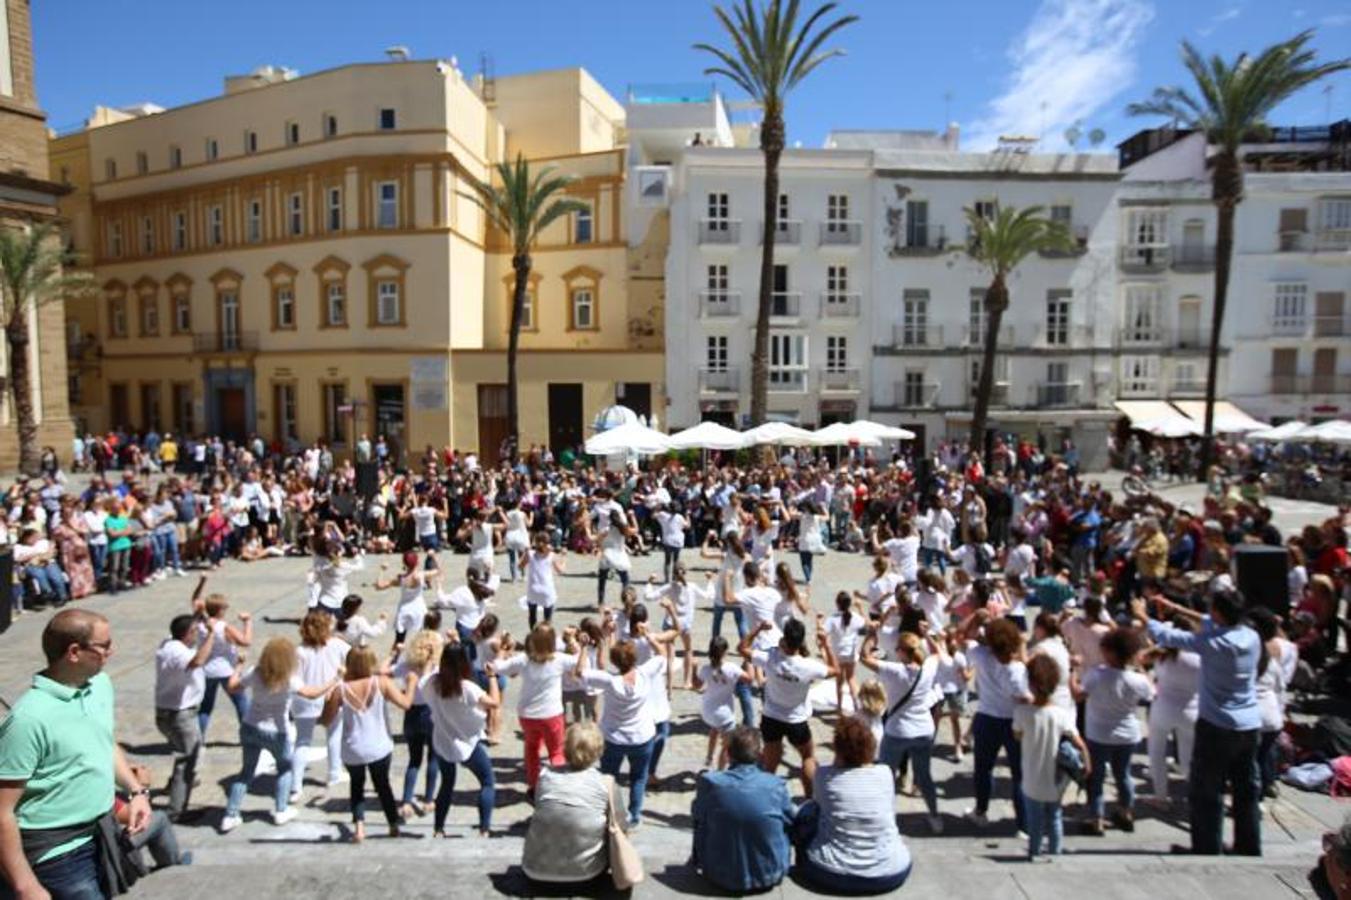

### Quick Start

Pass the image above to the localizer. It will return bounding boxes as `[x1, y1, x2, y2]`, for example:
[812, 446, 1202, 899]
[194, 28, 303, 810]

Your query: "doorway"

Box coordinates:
[371, 383, 406, 463]
[547, 383, 583, 455]
[477, 384, 509, 466]
[218, 388, 247, 441]
[618, 382, 652, 421]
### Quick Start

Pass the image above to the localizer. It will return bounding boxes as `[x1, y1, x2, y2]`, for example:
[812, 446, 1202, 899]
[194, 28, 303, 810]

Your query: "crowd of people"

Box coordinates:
[2, 428, 1350, 898]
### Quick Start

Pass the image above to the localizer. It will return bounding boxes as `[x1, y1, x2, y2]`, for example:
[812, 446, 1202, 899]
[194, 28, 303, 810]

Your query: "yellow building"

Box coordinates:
[51, 60, 663, 464]
[0, 0, 74, 470]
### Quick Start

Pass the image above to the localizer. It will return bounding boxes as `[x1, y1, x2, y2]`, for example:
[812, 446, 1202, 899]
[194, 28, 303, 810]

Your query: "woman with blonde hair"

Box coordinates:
[323, 645, 418, 842]
[220, 636, 340, 832]
[195, 593, 253, 737]
[395, 629, 445, 818]
[293, 609, 350, 793]
[861, 627, 942, 832]
[496, 623, 577, 794]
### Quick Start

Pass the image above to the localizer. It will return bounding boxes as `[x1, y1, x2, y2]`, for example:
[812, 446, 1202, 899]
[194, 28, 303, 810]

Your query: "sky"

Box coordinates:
[32, 0, 1351, 153]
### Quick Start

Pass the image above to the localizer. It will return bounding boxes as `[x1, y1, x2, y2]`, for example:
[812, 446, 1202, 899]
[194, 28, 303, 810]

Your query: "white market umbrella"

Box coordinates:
[667, 421, 747, 451]
[809, 421, 882, 447]
[1295, 419, 1351, 445]
[584, 421, 671, 456]
[741, 421, 817, 446]
[1248, 420, 1307, 442]
[850, 419, 917, 441]
[1134, 416, 1202, 438]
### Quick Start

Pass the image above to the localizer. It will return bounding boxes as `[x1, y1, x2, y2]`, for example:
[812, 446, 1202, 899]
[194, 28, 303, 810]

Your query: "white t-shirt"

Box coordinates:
[582, 658, 663, 745]
[736, 586, 783, 647]
[421, 676, 488, 763]
[411, 506, 438, 537]
[294, 638, 348, 718]
[698, 660, 743, 730]
[1014, 703, 1078, 803]
[914, 589, 948, 632]
[525, 551, 558, 606]
[935, 650, 968, 695]
[952, 542, 996, 577]
[497, 653, 576, 720]
[654, 511, 688, 549]
[874, 657, 939, 739]
[196, 619, 238, 679]
[882, 536, 921, 583]
[1153, 652, 1201, 711]
[241, 669, 303, 734]
[84, 510, 107, 546]
[1004, 543, 1036, 580]
[433, 585, 488, 630]
[865, 572, 900, 617]
[752, 647, 830, 724]
[1082, 665, 1154, 745]
[154, 639, 205, 710]
[825, 612, 866, 661]
[919, 508, 955, 551]
[969, 644, 1029, 720]
[1031, 637, 1074, 714]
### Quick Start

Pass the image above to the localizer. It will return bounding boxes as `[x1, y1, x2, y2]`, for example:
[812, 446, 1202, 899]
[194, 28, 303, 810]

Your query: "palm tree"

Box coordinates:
[464, 153, 588, 462]
[964, 204, 1072, 461]
[1129, 30, 1349, 479]
[0, 223, 93, 474]
[695, 0, 857, 426]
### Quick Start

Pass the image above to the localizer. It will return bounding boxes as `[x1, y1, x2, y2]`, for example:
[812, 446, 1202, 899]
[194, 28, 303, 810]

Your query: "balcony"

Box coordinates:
[891, 226, 948, 257]
[968, 381, 1011, 406]
[1271, 316, 1309, 337]
[769, 291, 802, 320]
[1314, 315, 1348, 337]
[1168, 377, 1207, 397]
[761, 219, 802, 246]
[698, 367, 739, 393]
[1119, 244, 1171, 272]
[698, 219, 741, 245]
[698, 290, 742, 318]
[1278, 230, 1310, 252]
[768, 369, 808, 393]
[1038, 225, 1090, 258]
[193, 332, 258, 353]
[963, 324, 1015, 348]
[893, 380, 940, 408]
[819, 221, 862, 247]
[1031, 324, 1092, 348]
[892, 323, 944, 349]
[1313, 373, 1351, 393]
[1034, 381, 1082, 407]
[1117, 327, 1167, 348]
[1171, 244, 1216, 272]
[1315, 228, 1351, 251]
[819, 292, 861, 319]
[1174, 327, 1205, 350]
[819, 368, 861, 392]
[1277, 229, 1351, 252]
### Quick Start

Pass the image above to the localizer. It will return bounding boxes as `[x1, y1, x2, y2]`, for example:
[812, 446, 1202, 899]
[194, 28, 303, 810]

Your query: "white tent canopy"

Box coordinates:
[849, 419, 917, 441]
[1295, 419, 1351, 444]
[741, 421, 817, 446]
[1134, 416, 1202, 438]
[667, 421, 746, 450]
[809, 422, 882, 447]
[583, 421, 671, 456]
[1172, 400, 1268, 434]
[1248, 420, 1307, 442]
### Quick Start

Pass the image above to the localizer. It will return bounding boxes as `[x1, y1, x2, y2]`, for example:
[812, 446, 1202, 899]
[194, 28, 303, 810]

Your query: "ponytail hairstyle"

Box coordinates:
[725, 533, 747, 560]
[707, 635, 729, 669]
[754, 506, 771, 533]
[435, 643, 473, 699]
[835, 591, 852, 629]
[576, 616, 604, 646]
[336, 594, 364, 633]
[774, 562, 800, 605]
[872, 554, 888, 577]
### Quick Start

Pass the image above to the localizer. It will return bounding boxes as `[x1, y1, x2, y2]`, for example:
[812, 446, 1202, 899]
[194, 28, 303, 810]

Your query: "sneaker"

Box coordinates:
[963, 809, 989, 827]
[271, 807, 298, 826]
[290, 787, 304, 803]
[219, 814, 242, 833]
[174, 568, 187, 577]
[327, 772, 350, 786]
[927, 814, 944, 834]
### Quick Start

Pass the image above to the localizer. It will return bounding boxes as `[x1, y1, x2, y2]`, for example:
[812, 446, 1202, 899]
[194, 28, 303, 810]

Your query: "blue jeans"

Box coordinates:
[600, 738, 655, 825]
[596, 566, 629, 605]
[735, 678, 756, 726]
[799, 551, 815, 583]
[402, 704, 440, 805]
[920, 546, 946, 573]
[88, 543, 107, 583]
[711, 605, 746, 642]
[1087, 740, 1136, 819]
[25, 562, 68, 603]
[1189, 718, 1261, 855]
[1025, 799, 1063, 857]
[433, 740, 495, 832]
[226, 722, 293, 816]
[155, 529, 181, 570]
[648, 719, 671, 778]
[880, 734, 938, 815]
[972, 713, 1025, 830]
[14, 840, 105, 900]
[199, 675, 251, 735]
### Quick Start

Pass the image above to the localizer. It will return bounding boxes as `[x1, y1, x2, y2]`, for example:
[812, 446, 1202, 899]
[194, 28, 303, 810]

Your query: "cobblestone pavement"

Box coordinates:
[0, 483, 1344, 898]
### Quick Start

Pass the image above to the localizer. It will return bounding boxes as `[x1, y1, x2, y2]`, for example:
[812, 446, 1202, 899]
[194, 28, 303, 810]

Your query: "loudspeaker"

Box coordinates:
[0, 551, 11, 635]
[1233, 544, 1289, 616]
[355, 462, 379, 500]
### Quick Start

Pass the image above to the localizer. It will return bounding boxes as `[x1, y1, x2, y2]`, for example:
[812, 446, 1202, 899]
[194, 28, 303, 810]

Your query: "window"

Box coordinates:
[285, 120, 300, 146]
[107, 221, 122, 258]
[1126, 209, 1166, 246]
[205, 138, 219, 161]
[1273, 282, 1308, 331]
[1123, 285, 1162, 343]
[1050, 204, 1072, 227]
[1175, 361, 1200, 391]
[172, 384, 195, 435]
[706, 192, 729, 226]
[135, 151, 148, 175]
[826, 335, 848, 372]
[139, 216, 154, 255]
[326, 282, 346, 326]
[826, 265, 848, 300]
[902, 289, 929, 346]
[974, 199, 997, 221]
[140, 383, 162, 432]
[141, 294, 159, 336]
[777, 193, 790, 221]
[218, 290, 240, 349]
[1045, 289, 1071, 345]
[1320, 198, 1351, 233]
[245, 130, 258, 154]
[706, 263, 729, 299]
[518, 289, 536, 330]
[288, 192, 303, 236]
[109, 295, 127, 338]
[327, 187, 343, 232]
[377, 182, 398, 229]
[275, 286, 295, 329]
[376, 280, 400, 325]
[826, 194, 849, 230]
[169, 145, 182, 169]
[324, 113, 338, 138]
[571, 288, 595, 330]
[172, 212, 187, 251]
[323, 383, 348, 444]
[903, 370, 927, 406]
[172, 292, 190, 334]
[906, 200, 928, 247]
[104, 158, 116, 180]
[769, 333, 807, 389]
[574, 205, 592, 243]
[274, 383, 298, 443]
[247, 199, 262, 243]
[1121, 356, 1159, 395]
[208, 205, 223, 246]
[771, 264, 794, 316]
[706, 335, 729, 371]
[378, 107, 397, 130]
[968, 288, 987, 345]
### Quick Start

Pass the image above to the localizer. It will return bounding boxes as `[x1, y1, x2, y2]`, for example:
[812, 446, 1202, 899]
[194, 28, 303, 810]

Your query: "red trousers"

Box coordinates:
[520, 714, 565, 790]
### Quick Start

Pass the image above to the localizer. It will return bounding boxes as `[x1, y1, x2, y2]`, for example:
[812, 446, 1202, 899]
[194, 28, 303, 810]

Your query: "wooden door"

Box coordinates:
[547, 383, 583, 455]
[219, 388, 247, 442]
[477, 384, 509, 466]
[1314, 347, 1337, 393]
[1315, 292, 1344, 337]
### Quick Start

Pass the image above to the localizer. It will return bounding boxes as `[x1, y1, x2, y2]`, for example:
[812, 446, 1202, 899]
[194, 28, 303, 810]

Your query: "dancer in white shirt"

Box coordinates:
[497, 624, 577, 794]
[523, 532, 567, 628]
[693, 635, 752, 769]
[422, 642, 500, 837]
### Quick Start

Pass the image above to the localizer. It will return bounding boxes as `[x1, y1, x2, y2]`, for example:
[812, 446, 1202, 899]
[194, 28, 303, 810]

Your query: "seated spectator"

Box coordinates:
[522, 721, 628, 887]
[691, 726, 795, 893]
[14, 524, 68, 607]
[795, 715, 912, 894]
[1312, 815, 1350, 900]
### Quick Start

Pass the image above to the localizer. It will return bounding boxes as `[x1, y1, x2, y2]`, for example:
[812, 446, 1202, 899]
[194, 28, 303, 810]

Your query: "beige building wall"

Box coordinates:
[50, 129, 104, 435]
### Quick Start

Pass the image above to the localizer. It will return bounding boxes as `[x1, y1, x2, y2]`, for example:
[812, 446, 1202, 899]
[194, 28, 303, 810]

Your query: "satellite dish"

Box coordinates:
[1088, 128, 1106, 147]
[1063, 125, 1082, 148]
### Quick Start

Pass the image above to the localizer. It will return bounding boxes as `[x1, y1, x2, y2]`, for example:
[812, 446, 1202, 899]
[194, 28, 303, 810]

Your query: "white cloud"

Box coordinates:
[964, 0, 1154, 151]
[1199, 4, 1242, 36]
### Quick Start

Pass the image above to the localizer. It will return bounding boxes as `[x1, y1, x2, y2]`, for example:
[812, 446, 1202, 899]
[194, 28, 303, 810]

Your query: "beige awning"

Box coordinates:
[1172, 400, 1268, 433]
[1113, 400, 1184, 423]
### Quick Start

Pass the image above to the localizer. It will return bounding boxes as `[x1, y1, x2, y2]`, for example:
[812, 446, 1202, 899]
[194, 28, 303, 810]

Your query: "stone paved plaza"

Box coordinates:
[0, 478, 1344, 899]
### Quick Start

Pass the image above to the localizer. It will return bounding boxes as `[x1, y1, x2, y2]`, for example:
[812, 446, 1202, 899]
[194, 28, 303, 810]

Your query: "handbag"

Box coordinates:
[605, 775, 645, 890]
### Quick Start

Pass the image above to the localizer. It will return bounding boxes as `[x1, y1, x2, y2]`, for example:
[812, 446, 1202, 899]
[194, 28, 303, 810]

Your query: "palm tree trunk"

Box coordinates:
[1202, 154, 1240, 482]
[506, 253, 530, 464]
[969, 278, 1008, 467]
[6, 319, 40, 475]
[751, 112, 785, 429]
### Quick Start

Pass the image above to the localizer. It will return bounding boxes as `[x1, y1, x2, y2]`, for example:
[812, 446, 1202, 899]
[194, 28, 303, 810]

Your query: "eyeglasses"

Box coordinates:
[80, 639, 114, 656]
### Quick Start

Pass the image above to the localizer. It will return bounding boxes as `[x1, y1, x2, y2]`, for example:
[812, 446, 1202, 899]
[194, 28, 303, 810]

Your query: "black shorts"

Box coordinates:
[760, 715, 812, 747]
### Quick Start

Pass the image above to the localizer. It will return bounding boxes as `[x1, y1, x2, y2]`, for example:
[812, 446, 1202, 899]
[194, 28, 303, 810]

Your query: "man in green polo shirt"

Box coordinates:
[0, 609, 151, 900]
